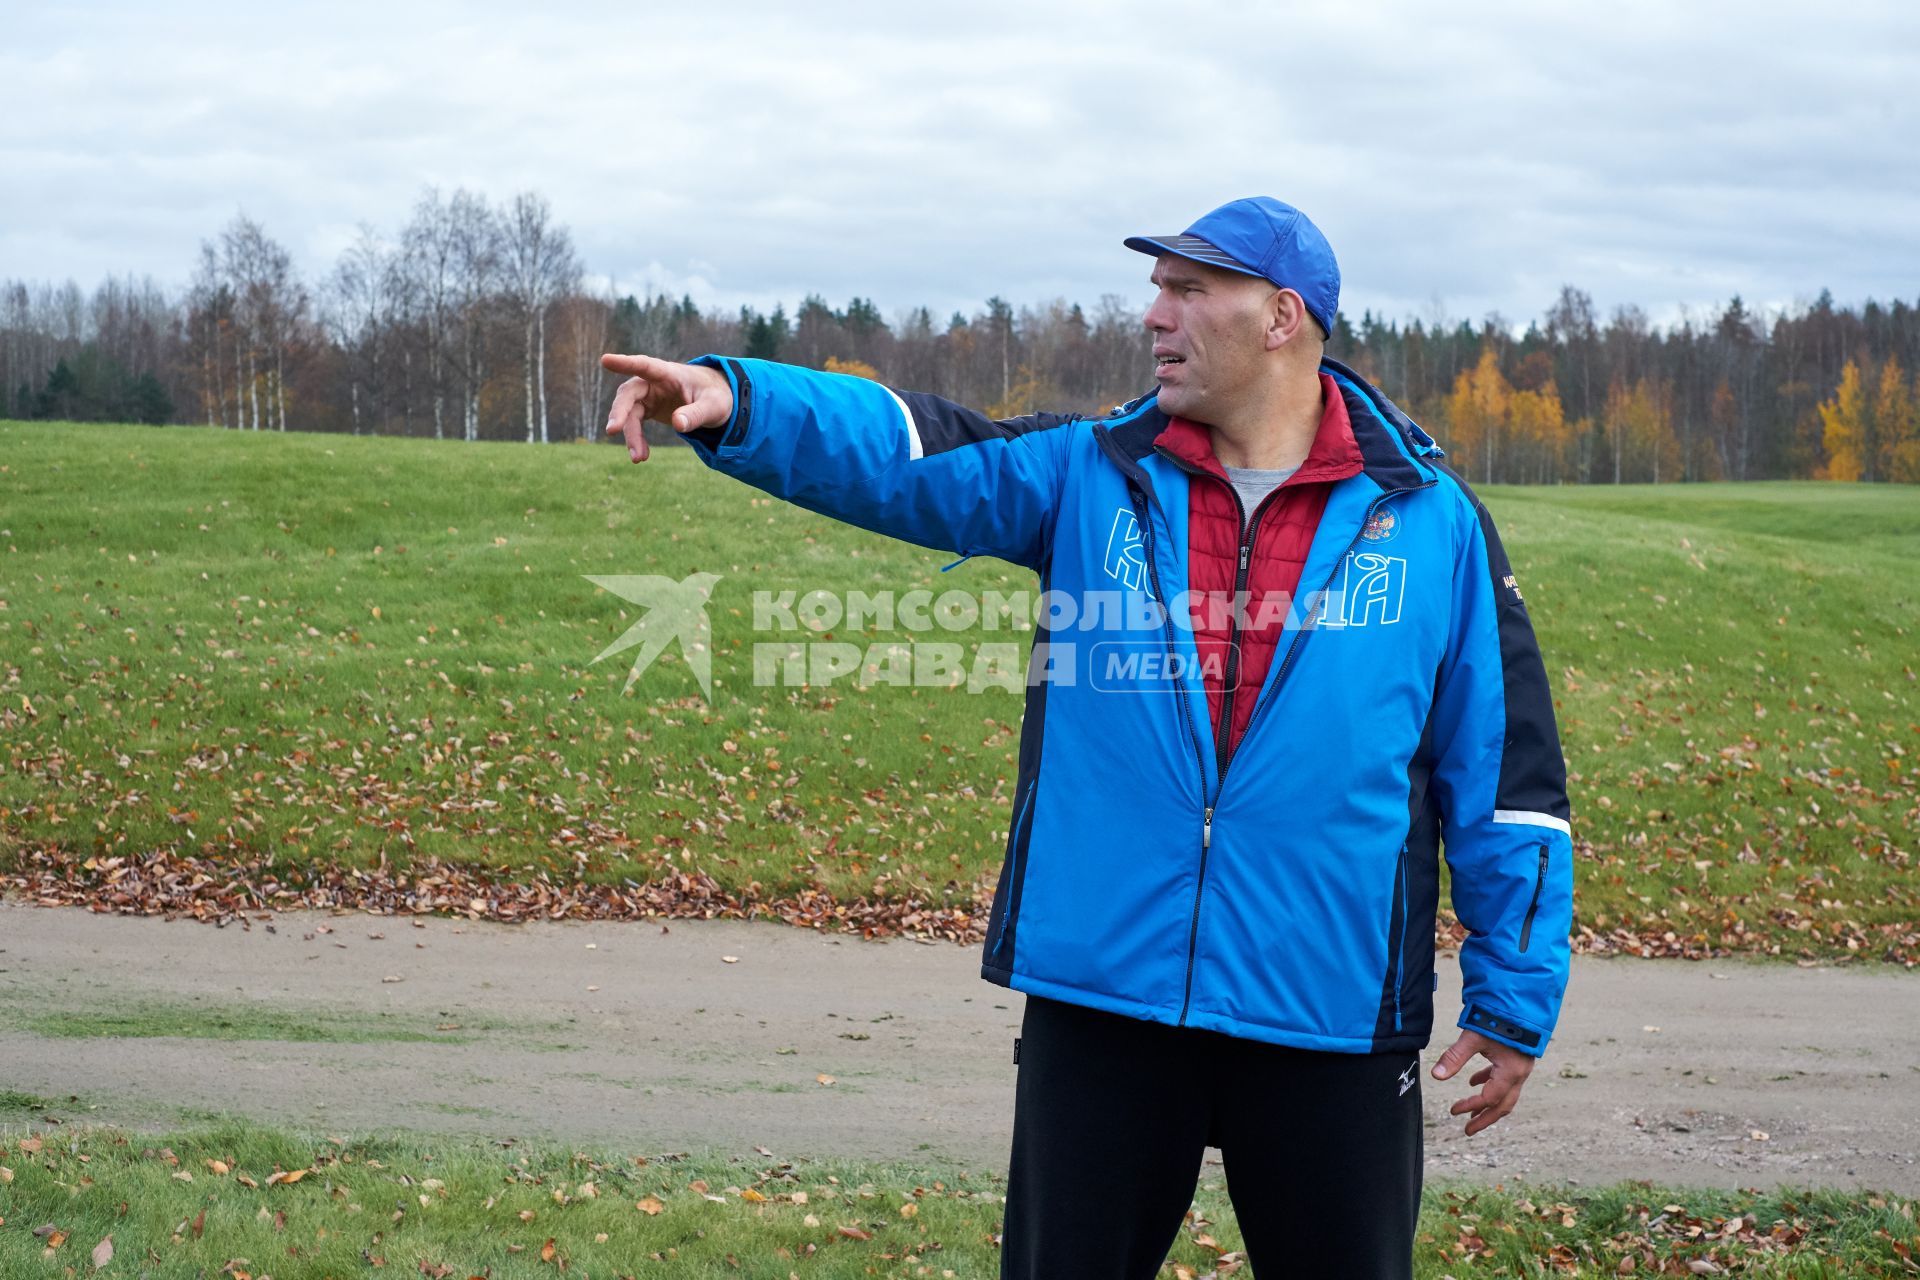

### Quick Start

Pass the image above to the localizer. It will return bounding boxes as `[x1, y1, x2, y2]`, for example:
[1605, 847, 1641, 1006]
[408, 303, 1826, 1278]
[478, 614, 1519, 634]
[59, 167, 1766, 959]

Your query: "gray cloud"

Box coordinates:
[4, 0, 1915, 332]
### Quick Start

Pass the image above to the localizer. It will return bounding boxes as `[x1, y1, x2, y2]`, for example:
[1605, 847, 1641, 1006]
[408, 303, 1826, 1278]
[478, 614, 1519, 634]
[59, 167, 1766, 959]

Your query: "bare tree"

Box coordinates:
[186, 246, 234, 427]
[502, 191, 579, 443]
[211, 216, 303, 431]
[261, 237, 305, 431]
[401, 187, 460, 439]
[327, 224, 398, 435]
[217, 217, 268, 430]
[446, 191, 501, 442]
[2, 281, 29, 418]
[560, 285, 613, 442]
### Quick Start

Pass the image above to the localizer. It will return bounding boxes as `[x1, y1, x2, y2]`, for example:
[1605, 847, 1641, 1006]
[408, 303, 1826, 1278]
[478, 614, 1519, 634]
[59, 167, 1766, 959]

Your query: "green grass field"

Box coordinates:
[1, 420, 1916, 961]
[2, 1117, 1915, 1278]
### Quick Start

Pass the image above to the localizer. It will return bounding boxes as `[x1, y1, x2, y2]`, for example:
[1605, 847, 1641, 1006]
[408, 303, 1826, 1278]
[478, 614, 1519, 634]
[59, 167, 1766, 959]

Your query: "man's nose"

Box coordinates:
[1143, 294, 1173, 333]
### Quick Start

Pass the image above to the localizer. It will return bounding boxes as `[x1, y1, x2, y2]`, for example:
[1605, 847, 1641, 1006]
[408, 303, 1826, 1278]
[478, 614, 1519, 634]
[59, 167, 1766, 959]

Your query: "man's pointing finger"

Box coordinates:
[601, 352, 673, 379]
[602, 375, 650, 462]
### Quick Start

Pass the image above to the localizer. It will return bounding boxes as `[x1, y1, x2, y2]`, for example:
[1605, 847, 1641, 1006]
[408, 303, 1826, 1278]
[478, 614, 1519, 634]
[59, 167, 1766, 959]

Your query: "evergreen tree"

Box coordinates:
[35, 358, 81, 420]
[130, 371, 174, 425]
[743, 307, 781, 360]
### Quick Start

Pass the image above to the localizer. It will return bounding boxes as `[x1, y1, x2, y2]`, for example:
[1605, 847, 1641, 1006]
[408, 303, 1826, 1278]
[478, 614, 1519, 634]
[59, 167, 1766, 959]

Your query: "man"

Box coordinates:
[602, 197, 1574, 1280]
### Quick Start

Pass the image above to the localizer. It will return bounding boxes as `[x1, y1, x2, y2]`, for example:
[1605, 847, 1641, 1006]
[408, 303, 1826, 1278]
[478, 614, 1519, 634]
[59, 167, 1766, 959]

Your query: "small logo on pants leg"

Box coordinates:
[1398, 1060, 1418, 1097]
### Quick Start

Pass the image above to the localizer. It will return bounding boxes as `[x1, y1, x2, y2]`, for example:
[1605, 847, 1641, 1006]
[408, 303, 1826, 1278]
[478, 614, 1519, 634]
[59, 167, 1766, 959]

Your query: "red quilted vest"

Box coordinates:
[1153, 373, 1365, 763]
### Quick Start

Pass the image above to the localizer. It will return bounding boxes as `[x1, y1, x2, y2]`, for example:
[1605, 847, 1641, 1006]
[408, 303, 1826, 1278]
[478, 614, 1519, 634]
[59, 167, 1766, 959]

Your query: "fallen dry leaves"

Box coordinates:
[0, 846, 987, 945]
[15, 839, 1910, 971]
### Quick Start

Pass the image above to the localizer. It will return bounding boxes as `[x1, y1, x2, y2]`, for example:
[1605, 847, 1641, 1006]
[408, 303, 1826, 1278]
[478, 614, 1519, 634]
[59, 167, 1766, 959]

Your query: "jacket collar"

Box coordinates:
[1097, 359, 1440, 494]
[1150, 372, 1364, 488]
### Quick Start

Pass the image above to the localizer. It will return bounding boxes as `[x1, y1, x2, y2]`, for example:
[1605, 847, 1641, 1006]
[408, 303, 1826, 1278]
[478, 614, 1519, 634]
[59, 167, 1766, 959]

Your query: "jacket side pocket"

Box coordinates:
[989, 775, 1041, 964]
[1387, 842, 1410, 1033]
[1518, 842, 1548, 953]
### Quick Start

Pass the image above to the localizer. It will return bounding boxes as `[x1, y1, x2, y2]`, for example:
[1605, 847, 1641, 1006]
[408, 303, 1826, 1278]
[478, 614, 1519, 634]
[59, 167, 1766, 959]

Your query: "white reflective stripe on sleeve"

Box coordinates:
[883, 385, 924, 461]
[1492, 809, 1571, 837]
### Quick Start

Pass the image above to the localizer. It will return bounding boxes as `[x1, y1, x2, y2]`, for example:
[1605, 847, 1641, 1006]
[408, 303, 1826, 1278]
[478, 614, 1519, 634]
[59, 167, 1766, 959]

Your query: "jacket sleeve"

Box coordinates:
[679, 356, 1075, 571]
[1426, 491, 1574, 1057]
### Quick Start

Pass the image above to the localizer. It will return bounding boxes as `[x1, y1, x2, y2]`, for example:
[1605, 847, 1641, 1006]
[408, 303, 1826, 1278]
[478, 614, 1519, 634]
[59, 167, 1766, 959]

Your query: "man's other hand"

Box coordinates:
[601, 353, 736, 463]
[1431, 1029, 1535, 1136]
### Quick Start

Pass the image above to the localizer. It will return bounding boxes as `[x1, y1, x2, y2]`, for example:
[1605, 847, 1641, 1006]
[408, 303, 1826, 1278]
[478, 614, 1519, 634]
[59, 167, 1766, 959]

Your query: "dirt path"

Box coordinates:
[2, 901, 1916, 1192]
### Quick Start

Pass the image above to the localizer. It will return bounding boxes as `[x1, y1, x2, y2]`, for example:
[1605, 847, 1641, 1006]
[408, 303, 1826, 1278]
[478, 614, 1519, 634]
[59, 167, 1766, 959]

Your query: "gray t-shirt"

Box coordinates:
[1222, 464, 1300, 533]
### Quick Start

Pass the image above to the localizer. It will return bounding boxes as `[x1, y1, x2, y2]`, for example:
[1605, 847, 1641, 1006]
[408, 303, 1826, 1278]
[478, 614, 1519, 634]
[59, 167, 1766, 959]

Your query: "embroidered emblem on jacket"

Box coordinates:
[1361, 508, 1400, 543]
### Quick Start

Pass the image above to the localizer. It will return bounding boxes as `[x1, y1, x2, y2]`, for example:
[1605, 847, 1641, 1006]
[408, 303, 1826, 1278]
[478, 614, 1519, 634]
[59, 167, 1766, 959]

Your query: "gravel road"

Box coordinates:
[2, 901, 1914, 1192]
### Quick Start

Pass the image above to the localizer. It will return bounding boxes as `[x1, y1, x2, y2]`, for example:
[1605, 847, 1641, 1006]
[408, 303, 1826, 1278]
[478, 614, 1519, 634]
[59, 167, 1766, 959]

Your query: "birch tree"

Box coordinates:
[400, 187, 459, 439]
[559, 286, 613, 442]
[447, 191, 500, 442]
[502, 191, 579, 444]
[327, 224, 397, 435]
[186, 245, 235, 427]
[212, 216, 304, 431]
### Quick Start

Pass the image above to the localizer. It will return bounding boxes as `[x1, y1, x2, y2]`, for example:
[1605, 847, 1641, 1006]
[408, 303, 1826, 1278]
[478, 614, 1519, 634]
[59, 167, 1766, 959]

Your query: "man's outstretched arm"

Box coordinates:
[602, 353, 1076, 571]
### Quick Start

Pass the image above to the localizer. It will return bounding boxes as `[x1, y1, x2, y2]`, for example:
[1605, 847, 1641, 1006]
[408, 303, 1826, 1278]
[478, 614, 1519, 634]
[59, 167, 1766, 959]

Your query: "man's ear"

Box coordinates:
[1266, 288, 1308, 352]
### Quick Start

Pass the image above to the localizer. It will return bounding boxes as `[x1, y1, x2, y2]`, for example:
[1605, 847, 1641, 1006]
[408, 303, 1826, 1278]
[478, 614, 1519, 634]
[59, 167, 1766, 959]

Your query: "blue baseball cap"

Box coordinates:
[1126, 196, 1340, 339]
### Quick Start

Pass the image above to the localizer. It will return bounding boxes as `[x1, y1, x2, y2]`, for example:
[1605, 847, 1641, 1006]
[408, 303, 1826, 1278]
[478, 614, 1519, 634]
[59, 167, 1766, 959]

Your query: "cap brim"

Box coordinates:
[1123, 233, 1266, 280]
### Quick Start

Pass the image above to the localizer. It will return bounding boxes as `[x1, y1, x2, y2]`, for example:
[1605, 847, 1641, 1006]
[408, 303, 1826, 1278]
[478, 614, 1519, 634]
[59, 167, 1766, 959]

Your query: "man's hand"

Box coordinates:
[601, 353, 736, 463]
[1431, 1029, 1535, 1136]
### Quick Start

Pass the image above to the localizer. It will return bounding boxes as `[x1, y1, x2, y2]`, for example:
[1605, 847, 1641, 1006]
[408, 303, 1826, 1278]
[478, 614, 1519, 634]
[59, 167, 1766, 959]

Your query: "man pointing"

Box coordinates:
[603, 197, 1574, 1280]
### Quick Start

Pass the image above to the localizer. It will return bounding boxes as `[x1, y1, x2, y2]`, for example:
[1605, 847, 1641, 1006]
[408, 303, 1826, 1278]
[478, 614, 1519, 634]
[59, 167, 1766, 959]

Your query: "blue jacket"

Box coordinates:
[682, 355, 1574, 1058]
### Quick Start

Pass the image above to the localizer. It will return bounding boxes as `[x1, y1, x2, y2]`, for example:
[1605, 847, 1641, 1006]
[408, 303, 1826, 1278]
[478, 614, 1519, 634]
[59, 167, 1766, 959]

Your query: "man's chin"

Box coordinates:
[1155, 386, 1198, 417]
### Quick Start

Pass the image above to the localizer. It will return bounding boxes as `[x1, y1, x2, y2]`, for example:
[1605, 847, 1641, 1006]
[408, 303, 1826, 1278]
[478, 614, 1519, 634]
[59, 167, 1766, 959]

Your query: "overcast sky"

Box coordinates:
[6, 0, 1916, 333]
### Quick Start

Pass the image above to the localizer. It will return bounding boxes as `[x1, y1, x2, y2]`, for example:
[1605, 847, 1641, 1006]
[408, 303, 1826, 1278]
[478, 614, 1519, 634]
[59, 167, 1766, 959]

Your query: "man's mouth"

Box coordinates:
[1155, 355, 1185, 368]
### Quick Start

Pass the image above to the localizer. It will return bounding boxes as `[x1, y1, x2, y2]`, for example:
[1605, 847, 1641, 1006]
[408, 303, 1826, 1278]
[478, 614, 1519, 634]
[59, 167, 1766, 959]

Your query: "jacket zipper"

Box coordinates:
[1518, 843, 1549, 953]
[1165, 466, 1270, 1022]
[1129, 430, 1435, 1026]
[1168, 480, 1426, 1025]
[1127, 481, 1215, 1023]
[990, 775, 1041, 960]
[1149, 447, 1294, 787]
[1213, 493, 1271, 779]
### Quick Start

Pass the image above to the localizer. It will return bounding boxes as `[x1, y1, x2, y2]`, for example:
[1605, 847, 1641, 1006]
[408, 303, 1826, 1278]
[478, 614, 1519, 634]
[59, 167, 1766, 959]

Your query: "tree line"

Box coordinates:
[4, 188, 1917, 483]
[1368, 289, 1920, 483]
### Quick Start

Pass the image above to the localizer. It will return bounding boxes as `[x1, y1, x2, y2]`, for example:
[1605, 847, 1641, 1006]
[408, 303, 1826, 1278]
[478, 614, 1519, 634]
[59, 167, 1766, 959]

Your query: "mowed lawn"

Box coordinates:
[1, 420, 1915, 961]
[5, 1115, 1918, 1279]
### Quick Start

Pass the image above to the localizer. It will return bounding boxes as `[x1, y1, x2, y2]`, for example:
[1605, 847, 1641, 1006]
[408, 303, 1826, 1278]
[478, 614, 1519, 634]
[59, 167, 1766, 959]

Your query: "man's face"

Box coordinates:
[1142, 255, 1281, 422]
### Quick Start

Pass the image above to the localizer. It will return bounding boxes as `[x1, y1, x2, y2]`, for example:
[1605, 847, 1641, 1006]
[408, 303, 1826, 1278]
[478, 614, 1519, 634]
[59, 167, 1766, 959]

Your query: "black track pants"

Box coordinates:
[1000, 994, 1423, 1280]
